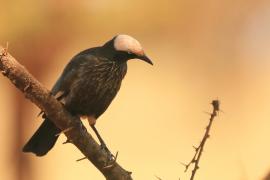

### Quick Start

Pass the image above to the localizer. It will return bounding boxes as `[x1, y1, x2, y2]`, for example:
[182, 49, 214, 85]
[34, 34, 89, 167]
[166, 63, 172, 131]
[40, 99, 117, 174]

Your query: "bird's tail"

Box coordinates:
[23, 119, 61, 156]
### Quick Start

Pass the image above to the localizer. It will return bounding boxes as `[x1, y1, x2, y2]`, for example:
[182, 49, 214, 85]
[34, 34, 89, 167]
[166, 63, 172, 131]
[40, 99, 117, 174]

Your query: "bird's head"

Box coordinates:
[103, 34, 153, 65]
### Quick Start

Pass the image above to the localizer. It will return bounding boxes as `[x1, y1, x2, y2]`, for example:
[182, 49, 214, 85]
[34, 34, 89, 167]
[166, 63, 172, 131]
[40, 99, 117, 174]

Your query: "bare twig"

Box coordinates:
[0, 46, 132, 180]
[183, 100, 220, 180]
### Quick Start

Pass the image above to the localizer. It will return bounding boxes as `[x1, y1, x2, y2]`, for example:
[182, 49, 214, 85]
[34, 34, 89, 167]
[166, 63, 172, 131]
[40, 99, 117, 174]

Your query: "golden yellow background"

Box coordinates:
[1, 1, 270, 180]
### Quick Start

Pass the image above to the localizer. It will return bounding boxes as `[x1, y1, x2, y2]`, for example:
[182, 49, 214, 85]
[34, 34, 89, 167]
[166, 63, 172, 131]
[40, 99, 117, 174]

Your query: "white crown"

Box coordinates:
[114, 35, 144, 56]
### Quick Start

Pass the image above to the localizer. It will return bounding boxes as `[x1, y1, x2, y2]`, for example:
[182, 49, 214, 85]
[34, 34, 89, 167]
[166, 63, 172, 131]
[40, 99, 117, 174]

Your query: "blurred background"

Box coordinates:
[1, 0, 270, 180]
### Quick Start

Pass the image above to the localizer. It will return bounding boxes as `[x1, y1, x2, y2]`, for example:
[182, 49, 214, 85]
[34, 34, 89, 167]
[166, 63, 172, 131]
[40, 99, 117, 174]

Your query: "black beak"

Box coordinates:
[138, 55, 153, 65]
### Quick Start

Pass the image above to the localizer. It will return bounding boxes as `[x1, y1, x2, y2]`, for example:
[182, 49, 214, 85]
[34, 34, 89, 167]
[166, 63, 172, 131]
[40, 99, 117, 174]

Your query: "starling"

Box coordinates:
[22, 35, 153, 156]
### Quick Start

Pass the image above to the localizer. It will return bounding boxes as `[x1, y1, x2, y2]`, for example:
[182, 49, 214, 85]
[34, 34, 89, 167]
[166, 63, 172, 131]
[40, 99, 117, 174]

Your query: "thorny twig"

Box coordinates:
[183, 100, 220, 180]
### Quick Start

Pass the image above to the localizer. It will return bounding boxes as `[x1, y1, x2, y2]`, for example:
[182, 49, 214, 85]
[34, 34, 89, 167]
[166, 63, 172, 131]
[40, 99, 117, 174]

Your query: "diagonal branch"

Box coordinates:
[0, 46, 132, 180]
[183, 100, 220, 180]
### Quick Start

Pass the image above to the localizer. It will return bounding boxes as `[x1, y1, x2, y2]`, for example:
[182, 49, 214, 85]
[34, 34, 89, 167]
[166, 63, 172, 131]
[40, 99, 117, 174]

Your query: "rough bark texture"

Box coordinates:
[0, 46, 133, 180]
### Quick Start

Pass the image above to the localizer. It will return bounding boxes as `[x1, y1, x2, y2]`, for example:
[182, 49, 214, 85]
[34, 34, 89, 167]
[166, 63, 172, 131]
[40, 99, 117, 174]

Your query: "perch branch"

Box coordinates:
[183, 100, 220, 180]
[0, 46, 132, 180]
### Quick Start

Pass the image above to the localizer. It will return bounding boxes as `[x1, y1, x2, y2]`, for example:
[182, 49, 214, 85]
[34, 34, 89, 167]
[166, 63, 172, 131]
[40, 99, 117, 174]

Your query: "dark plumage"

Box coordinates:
[23, 35, 153, 156]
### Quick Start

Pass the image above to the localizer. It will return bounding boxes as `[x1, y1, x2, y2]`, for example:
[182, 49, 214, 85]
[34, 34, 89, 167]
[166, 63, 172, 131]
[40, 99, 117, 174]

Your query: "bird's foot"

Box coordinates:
[100, 143, 115, 162]
[103, 151, 119, 169]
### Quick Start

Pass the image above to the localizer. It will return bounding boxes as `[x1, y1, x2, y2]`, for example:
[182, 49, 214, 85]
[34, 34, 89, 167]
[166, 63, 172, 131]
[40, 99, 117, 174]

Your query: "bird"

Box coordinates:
[22, 34, 153, 156]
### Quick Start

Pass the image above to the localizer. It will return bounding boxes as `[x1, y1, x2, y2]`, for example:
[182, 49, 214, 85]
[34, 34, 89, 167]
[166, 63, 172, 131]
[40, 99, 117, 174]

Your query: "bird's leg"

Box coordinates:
[90, 125, 106, 147]
[81, 115, 115, 160]
[90, 124, 114, 160]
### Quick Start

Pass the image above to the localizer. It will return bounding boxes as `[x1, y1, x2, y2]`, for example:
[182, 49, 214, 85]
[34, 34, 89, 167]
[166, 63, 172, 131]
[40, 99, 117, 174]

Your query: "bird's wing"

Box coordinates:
[51, 50, 99, 103]
[37, 48, 99, 117]
[50, 67, 78, 104]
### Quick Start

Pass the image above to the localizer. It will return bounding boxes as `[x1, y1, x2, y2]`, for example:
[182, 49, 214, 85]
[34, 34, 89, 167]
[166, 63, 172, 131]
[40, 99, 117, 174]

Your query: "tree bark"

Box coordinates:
[0, 46, 133, 180]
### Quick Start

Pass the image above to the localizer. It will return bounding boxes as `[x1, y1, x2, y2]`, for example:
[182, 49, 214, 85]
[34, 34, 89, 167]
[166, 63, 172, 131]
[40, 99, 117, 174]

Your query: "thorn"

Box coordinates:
[154, 175, 163, 180]
[103, 163, 114, 169]
[76, 156, 87, 162]
[180, 162, 189, 172]
[63, 139, 72, 144]
[55, 127, 73, 136]
[114, 151, 119, 160]
[23, 84, 30, 92]
[37, 111, 43, 117]
[180, 162, 187, 167]
[203, 111, 212, 115]
[192, 145, 199, 151]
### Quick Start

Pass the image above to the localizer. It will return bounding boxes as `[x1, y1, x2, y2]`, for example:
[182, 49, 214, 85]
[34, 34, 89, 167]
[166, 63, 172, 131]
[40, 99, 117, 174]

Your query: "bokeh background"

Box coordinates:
[1, 0, 270, 180]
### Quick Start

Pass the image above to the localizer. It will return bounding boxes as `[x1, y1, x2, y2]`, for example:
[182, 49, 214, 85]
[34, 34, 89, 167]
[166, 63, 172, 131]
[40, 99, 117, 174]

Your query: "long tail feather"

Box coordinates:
[23, 119, 61, 156]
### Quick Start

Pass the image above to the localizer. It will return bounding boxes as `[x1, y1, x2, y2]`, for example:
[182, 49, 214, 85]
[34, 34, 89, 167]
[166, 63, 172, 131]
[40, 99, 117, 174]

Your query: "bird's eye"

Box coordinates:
[127, 50, 132, 54]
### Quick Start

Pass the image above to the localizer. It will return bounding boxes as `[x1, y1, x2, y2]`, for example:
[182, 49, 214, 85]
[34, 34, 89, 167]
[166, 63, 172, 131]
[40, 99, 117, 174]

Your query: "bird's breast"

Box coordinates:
[65, 61, 127, 118]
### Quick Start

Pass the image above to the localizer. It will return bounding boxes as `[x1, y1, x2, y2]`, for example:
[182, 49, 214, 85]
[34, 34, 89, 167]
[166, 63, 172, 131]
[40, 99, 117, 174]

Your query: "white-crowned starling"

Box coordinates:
[23, 35, 153, 156]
